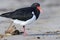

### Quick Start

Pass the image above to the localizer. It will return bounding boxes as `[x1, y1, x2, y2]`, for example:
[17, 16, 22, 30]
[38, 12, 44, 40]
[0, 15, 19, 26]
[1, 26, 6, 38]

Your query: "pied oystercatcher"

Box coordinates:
[0, 3, 42, 35]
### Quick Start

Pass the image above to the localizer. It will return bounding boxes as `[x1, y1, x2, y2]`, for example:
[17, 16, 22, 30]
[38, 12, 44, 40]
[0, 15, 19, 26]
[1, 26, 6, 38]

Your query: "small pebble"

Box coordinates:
[12, 30, 24, 35]
[37, 37, 40, 39]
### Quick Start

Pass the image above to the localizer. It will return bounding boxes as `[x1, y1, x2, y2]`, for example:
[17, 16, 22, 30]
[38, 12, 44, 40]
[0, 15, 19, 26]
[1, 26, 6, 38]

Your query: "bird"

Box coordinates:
[0, 3, 42, 36]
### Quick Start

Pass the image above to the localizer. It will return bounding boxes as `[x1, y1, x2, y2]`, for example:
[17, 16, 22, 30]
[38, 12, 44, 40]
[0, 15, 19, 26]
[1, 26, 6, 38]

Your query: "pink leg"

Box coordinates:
[23, 26, 27, 36]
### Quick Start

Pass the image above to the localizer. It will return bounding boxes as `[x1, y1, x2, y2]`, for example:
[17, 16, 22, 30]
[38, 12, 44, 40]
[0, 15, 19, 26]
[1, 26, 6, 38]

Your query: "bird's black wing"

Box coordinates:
[0, 7, 33, 21]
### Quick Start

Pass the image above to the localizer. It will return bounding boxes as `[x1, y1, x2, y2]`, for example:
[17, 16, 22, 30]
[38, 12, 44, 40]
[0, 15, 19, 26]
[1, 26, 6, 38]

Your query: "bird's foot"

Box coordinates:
[23, 32, 28, 36]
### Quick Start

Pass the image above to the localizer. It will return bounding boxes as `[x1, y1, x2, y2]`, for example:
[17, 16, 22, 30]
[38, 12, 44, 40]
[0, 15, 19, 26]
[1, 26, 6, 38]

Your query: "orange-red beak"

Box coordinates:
[37, 6, 43, 13]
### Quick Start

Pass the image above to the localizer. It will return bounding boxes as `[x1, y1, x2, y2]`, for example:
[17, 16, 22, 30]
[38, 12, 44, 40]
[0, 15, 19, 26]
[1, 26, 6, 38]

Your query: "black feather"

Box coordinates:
[0, 7, 33, 21]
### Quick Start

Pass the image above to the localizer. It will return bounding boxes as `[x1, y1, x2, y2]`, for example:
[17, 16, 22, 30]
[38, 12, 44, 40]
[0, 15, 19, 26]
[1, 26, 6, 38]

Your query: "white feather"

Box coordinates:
[12, 12, 36, 26]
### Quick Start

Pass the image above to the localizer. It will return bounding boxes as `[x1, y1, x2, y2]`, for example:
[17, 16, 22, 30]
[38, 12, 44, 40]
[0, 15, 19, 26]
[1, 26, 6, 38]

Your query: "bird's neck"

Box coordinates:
[32, 7, 40, 20]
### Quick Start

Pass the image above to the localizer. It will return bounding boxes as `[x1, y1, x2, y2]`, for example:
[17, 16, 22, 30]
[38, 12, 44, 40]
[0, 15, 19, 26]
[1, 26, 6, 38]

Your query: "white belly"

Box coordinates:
[12, 15, 36, 26]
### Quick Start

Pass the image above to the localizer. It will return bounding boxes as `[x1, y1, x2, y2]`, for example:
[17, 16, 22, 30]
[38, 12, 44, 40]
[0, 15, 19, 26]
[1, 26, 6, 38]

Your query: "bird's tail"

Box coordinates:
[0, 13, 8, 17]
[0, 12, 12, 18]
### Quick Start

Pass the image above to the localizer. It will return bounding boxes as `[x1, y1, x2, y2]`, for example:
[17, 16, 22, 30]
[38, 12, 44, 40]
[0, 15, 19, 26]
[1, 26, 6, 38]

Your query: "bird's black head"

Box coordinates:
[31, 3, 40, 7]
[31, 3, 40, 11]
